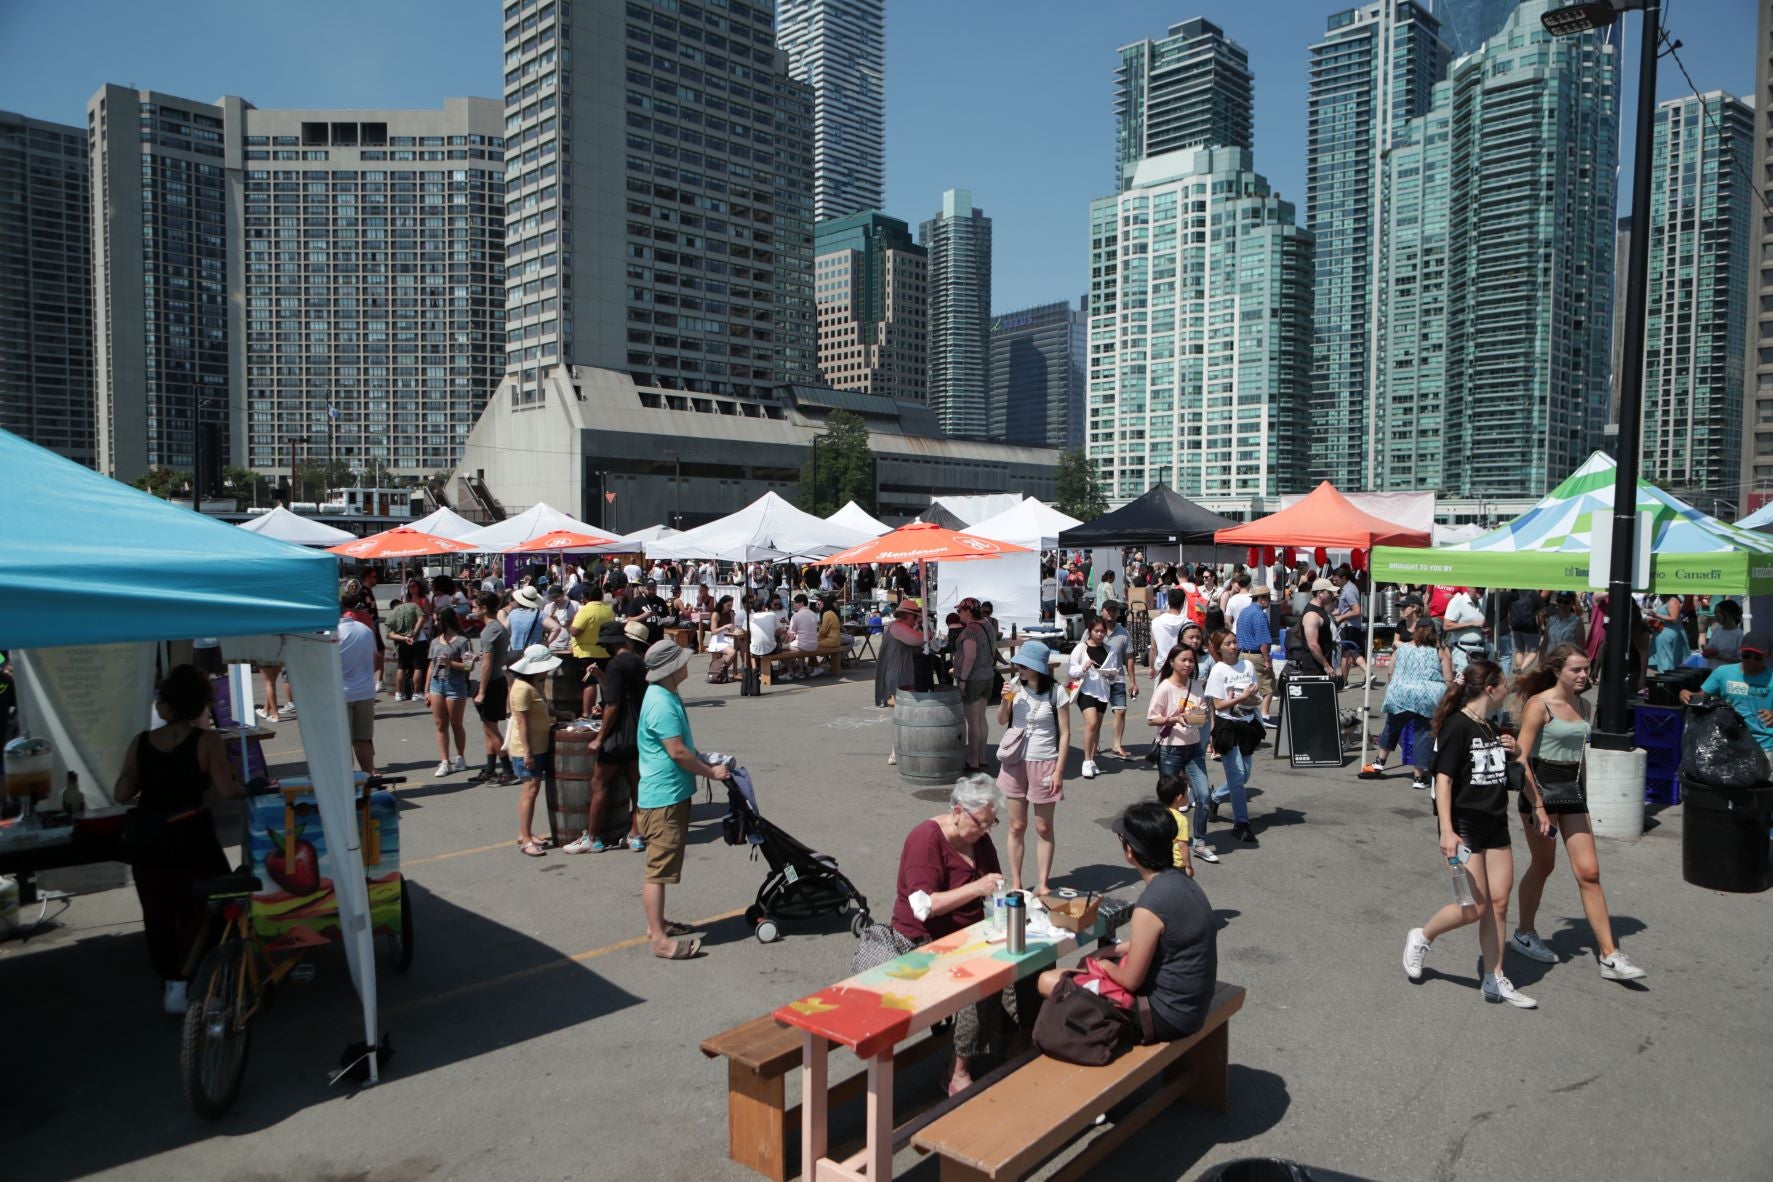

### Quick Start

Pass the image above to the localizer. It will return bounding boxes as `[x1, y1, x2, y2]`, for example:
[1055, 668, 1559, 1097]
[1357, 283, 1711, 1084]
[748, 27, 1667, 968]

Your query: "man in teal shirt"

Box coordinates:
[1685, 631, 1773, 751]
[637, 639, 732, 959]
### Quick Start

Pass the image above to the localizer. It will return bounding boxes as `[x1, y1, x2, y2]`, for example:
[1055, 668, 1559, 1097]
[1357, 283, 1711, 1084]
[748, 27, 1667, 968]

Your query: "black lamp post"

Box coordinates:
[1543, 0, 1658, 747]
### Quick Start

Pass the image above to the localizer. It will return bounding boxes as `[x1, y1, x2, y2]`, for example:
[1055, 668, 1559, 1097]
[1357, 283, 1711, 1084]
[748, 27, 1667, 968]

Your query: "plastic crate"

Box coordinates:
[1632, 705, 1684, 753]
[1646, 774, 1682, 806]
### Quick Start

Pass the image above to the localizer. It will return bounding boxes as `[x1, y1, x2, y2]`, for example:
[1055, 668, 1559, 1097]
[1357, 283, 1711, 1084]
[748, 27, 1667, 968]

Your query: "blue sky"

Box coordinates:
[0, 0, 1756, 311]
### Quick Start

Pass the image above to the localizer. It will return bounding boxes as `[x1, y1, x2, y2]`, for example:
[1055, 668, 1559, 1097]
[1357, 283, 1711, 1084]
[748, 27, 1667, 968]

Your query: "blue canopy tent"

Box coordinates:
[0, 429, 385, 1081]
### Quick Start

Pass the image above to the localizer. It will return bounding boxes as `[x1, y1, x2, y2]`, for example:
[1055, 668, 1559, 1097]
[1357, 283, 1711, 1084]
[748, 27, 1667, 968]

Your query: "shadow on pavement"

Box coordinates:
[4, 882, 642, 1182]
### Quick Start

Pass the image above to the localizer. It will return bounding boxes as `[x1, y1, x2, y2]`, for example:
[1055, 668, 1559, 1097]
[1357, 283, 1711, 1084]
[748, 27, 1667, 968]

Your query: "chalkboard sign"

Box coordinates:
[1277, 674, 1344, 768]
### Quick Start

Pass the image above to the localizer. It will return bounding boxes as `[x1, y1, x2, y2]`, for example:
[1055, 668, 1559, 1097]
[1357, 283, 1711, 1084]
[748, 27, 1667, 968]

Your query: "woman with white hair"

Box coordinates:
[890, 773, 1021, 1096]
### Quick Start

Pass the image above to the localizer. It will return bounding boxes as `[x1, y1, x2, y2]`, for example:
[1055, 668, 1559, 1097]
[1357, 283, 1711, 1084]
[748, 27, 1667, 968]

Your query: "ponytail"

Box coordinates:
[1431, 655, 1504, 736]
[1514, 643, 1585, 704]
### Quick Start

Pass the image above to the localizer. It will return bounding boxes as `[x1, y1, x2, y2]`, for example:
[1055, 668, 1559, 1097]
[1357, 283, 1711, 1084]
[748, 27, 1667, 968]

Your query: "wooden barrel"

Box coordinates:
[546, 728, 595, 844]
[548, 659, 587, 718]
[892, 688, 966, 787]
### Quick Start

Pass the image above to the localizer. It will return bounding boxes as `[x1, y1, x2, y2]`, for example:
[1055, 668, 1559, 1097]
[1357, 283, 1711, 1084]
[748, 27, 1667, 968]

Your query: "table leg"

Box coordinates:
[800, 1030, 829, 1178]
[865, 1049, 893, 1177]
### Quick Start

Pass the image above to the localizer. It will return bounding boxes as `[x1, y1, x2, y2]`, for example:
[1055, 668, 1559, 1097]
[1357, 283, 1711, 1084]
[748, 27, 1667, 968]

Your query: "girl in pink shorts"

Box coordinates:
[995, 640, 1073, 896]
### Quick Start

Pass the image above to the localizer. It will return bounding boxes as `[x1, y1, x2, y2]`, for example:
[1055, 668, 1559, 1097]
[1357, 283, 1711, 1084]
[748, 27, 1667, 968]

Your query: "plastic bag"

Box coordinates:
[1680, 700, 1772, 790]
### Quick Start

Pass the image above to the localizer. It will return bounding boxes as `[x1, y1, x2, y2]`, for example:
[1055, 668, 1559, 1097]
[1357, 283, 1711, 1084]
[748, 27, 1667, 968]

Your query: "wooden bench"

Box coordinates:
[755, 644, 843, 686]
[911, 982, 1246, 1182]
[664, 625, 698, 652]
[700, 1014, 951, 1181]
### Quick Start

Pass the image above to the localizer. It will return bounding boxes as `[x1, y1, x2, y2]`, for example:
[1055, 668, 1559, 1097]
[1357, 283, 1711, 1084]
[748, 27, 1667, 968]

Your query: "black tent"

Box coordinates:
[917, 502, 969, 531]
[1058, 484, 1238, 547]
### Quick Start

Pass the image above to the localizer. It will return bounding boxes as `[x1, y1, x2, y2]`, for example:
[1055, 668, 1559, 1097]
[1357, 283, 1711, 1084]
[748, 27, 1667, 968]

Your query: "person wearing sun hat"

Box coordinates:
[636, 639, 734, 959]
[995, 639, 1071, 896]
[876, 597, 930, 709]
[507, 643, 571, 857]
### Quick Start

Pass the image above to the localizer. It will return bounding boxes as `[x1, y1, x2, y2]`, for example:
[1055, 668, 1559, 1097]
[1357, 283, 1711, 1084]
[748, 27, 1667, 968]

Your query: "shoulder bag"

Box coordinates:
[1032, 972, 1135, 1066]
[1530, 754, 1585, 809]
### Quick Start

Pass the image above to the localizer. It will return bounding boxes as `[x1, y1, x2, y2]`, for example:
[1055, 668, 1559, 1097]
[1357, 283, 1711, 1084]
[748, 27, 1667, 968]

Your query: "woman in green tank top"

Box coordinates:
[1508, 644, 1646, 982]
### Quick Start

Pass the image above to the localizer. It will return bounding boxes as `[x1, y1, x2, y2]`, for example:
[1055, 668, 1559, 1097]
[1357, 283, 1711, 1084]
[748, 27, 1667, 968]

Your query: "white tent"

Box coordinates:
[827, 500, 892, 537]
[236, 506, 357, 547]
[929, 492, 1024, 528]
[608, 523, 680, 547]
[408, 505, 486, 542]
[937, 499, 1079, 630]
[644, 491, 872, 561]
[1432, 522, 1486, 546]
[459, 502, 620, 551]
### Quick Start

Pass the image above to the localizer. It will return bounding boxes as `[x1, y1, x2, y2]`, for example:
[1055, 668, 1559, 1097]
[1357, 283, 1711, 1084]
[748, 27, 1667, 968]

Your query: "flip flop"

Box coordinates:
[663, 920, 696, 937]
[654, 937, 701, 960]
[518, 841, 546, 857]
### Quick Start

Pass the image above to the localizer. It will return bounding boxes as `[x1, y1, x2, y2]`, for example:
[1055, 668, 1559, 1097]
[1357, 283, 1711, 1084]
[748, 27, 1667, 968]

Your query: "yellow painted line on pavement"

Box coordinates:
[405, 839, 515, 866]
[384, 906, 748, 1016]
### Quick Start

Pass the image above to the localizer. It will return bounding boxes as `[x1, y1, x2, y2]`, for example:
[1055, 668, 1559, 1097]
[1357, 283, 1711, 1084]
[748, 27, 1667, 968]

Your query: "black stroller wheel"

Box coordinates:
[849, 912, 871, 938]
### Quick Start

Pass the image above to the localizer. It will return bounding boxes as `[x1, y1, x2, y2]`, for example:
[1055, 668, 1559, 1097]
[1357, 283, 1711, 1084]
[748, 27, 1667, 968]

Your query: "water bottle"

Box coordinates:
[1449, 857, 1476, 907]
[1004, 891, 1027, 954]
[990, 885, 1007, 933]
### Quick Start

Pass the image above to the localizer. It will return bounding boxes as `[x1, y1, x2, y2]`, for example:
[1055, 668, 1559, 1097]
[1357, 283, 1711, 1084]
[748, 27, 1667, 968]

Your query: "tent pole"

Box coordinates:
[1360, 584, 1377, 769]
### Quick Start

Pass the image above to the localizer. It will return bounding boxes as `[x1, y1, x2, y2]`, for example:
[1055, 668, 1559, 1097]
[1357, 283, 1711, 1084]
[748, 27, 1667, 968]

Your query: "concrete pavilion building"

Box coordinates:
[87, 85, 508, 483]
[920, 189, 992, 439]
[1304, 1, 1450, 489]
[0, 111, 94, 468]
[813, 211, 926, 403]
[1086, 147, 1314, 510]
[988, 299, 1085, 450]
[495, 0, 816, 420]
[1373, 0, 1618, 498]
[1114, 18, 1253, 193]
[776, 0, 885, 222]
[1644, 91, 1754, 517]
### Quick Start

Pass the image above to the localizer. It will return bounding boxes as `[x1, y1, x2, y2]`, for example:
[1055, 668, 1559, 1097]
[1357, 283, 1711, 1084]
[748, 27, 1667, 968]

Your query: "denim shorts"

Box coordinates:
[1107, 681, 1128, 712]
[428, 675, 469, 701]
[511, 751, 552, 782]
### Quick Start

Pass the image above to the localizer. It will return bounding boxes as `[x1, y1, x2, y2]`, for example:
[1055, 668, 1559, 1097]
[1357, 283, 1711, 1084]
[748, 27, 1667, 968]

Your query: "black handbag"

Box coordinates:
[1530, 755, 1586, 810]
[1032, 973, 1134, 1066]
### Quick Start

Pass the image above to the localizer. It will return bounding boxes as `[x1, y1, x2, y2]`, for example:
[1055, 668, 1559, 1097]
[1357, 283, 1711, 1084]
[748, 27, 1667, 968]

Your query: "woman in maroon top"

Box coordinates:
[890, 774, 1025, 1095]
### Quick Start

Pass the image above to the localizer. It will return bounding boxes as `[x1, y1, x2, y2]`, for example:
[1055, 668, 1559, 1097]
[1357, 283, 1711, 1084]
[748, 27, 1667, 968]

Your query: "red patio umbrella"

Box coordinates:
[506, 529, 620, 553]
[811, 522, 1029, 653]
[328, 527, 478, 560]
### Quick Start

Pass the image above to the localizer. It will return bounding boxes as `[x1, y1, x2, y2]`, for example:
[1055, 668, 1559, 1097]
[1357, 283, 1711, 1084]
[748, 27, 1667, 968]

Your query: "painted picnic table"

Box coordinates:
[773, 912, 1109, 1182]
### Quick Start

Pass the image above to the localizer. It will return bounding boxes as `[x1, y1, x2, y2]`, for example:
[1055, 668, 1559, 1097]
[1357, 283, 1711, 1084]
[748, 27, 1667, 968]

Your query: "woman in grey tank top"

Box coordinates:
[1508, 645, 1646, 982]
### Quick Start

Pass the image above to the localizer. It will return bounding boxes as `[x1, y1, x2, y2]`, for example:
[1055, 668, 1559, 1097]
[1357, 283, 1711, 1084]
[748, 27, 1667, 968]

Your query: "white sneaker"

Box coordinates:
[372, 681, 383, 694]
[434, 760, 452, 778]
[1599, 950, 1647, 981]
[256, 708, 277, 722]
[278, 707, 297, 722]
[1402, 927, 1431, 980]
[1482, 973, 1538, 1008]
[451, 756, 467, 773]
[561, 832, 596, 855]
[1510, 930, 1558, 964]
[1191, 840, 1219, 864]
[163, 980, 188, 1015]
[1082, 759, 1099, 779]
[887, 751, 897, 766]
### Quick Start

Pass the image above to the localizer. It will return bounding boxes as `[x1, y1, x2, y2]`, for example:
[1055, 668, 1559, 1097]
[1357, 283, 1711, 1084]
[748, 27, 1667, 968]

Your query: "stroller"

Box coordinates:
[721, 764, 870, 944]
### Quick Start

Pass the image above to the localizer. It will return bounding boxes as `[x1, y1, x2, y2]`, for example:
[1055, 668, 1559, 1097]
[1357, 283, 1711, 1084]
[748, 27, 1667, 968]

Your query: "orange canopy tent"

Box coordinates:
[1214, 482, 1431, 550]
[506, 529, 620, 554]
[811, 521, 1029, 653]
[329, 526, 479, 560]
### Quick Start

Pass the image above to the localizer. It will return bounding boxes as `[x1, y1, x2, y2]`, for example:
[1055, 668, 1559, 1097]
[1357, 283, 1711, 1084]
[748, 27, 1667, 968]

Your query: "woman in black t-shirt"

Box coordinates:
[1401, 658, 1538, 1009]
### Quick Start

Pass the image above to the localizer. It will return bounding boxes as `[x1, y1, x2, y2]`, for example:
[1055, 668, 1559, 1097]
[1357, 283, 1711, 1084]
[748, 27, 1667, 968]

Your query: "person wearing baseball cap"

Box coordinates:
[635, 640, 733, 959]
[564, 620, 653, 855]
[1285, 579, 1339, 680]
[1684, 630, 1773, 753]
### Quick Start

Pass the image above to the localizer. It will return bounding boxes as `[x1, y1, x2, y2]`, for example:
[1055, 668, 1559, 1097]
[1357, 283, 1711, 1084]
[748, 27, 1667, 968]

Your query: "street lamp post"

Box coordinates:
[1542, 0, 1658, 748]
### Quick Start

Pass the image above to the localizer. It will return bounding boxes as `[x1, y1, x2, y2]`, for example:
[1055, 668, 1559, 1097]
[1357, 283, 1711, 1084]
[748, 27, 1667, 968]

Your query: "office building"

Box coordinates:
[814, 211, 926, 402]
[1304, 1, 1449, 489]
[1744, 0, 1773, 513]
[988, 300, 1085, 449]
[776, 0, 885, 222]
[0, 111, 94, 468]
[1645, 91, 1753, 516]
[89, 87, 235, 483]
[1374, 0, 1618, 498]
[921, 189, 992, 438]
[236, 100, 507, 477]
[88, 86, 509, 484]
[451, 368, 1059, 528]
[499, 0, 816, 411]
[1087, 147, 1313, 508]
[1115, 19, 1253, 193]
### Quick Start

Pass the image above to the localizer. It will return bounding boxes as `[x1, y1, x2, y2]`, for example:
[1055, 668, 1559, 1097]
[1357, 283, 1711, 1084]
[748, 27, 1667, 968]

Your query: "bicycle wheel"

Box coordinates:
[181, 938, 254, 1120]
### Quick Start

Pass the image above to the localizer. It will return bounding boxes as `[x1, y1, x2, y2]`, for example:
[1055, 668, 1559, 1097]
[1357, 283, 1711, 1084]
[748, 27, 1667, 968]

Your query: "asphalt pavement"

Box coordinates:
[5, 663, 1770, 1182]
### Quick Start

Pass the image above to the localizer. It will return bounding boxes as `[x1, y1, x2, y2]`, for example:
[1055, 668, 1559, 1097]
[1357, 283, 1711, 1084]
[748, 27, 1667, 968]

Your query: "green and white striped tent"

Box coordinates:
[1371, 452, 1773, 595]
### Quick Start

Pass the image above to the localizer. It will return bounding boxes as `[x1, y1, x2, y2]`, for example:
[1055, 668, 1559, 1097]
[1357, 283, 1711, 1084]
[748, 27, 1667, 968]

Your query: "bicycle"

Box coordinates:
[180, 773, 409, 1120]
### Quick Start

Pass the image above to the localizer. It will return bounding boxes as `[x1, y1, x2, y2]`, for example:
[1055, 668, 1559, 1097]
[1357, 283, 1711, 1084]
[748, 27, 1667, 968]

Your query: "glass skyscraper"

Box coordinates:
[1088, 147, 1313, 505]
[0, 111, 93, 468]
[498, 0, 815, 408]
[1746, 1, 1773, 512]
[988, 299, 1086, 450]
[1375, 0, 1619, 498]
[776, 0, 885, 222]
[921, 189, 992, 438]
[1305, 1, 1449, 489]
[1645, 91, 1754, 516]
[1115, 19, 1253, 193]
[813, 210, 926, 403]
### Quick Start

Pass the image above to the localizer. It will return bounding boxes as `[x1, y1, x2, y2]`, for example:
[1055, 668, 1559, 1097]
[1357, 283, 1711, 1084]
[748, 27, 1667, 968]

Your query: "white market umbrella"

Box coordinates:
[826, 500, 893, 537]
[644, 491, 871, 562]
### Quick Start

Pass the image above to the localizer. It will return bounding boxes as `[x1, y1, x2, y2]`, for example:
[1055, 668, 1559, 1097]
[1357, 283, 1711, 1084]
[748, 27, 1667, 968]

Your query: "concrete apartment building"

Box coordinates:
[776, 0, 885, 222]
[813, 210, 925, 403]
[921, 188, 992, 439]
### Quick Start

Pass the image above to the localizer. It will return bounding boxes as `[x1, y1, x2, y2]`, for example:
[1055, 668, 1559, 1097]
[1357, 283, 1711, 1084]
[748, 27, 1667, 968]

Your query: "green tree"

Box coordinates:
[1055, 447, 1108, 521]
[222, 465, 277, 507]
[131, 467, 192, 499]
[797, 409, 876, 517]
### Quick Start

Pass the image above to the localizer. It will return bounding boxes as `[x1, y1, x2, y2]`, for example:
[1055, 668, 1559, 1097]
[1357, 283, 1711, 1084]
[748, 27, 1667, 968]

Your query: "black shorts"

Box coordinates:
[397, 639, 427, 673]
[559, 654, 590, 687]
[1076, 692, 1107, 714]
[474, 677, 509, 723]
[1453, 808, 1511, 851]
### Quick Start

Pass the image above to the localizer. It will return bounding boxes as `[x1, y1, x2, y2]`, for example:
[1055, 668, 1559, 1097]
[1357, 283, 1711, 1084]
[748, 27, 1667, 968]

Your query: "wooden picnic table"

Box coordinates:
[773, 912, 1108, 1182]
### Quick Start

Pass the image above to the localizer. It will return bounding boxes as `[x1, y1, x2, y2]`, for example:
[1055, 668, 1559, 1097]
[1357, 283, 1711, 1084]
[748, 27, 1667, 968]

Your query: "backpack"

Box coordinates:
[1510, 593, 1540, 631]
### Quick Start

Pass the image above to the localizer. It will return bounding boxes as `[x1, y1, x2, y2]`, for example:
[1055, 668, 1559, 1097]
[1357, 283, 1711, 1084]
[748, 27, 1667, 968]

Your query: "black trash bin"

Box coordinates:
[1195, 1161, 1370, 1182]
[1681, 780, 1773, 893]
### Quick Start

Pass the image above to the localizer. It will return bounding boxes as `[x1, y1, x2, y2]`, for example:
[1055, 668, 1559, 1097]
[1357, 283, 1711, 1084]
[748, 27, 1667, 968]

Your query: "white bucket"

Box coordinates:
[1587, 746, 1646, 841]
